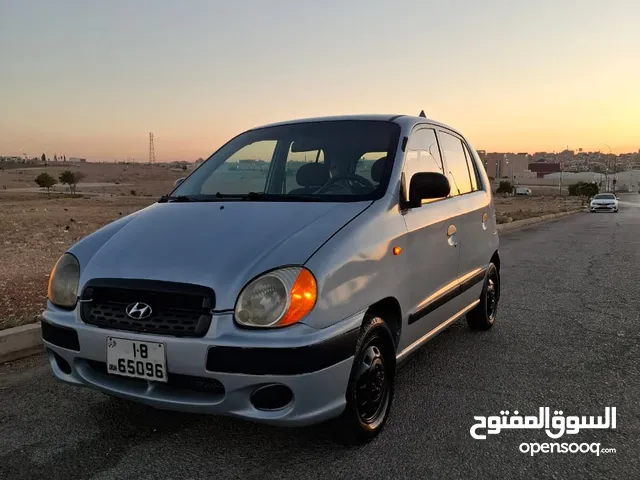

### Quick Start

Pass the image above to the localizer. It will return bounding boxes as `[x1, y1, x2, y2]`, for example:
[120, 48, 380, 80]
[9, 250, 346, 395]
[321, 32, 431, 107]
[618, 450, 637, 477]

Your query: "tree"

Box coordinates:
[34, 172, 57, 195]
[496, 181, 513, 195]
[54, 154, 58, 162]
[568, 181, 599, 204]
[58, 170, 85, 195]
[41, 153, 46, 163]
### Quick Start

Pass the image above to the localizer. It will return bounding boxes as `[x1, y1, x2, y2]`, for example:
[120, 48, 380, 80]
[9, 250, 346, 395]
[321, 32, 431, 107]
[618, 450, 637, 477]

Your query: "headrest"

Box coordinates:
[296, 162, 330, 187]
[371, 157, 387, 183]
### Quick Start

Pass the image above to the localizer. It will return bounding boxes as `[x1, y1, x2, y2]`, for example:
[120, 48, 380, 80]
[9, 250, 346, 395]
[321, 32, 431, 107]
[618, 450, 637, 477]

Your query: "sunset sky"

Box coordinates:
[1, 0, 639, 161]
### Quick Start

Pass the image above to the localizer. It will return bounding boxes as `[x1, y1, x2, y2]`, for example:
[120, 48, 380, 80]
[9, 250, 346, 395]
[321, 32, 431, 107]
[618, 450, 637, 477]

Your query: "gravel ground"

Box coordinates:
[0, 195, 155, 329]
[1, 194, 638, 480]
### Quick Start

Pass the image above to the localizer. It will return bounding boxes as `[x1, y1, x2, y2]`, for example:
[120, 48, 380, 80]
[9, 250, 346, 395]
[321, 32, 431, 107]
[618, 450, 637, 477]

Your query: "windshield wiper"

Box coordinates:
[159, 192, 323, 203]
[243, 192, 323, 202]
[158, 195, 195, 203]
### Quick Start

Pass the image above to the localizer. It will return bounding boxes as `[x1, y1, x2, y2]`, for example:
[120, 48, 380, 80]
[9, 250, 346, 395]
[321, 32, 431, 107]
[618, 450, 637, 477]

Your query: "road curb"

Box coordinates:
[0, 322, 42, 364]
[497, 209, 585, 233]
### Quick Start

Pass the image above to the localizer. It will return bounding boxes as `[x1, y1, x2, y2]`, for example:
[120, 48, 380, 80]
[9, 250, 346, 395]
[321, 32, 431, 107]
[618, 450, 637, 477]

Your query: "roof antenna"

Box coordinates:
[418, 110, 426, 118]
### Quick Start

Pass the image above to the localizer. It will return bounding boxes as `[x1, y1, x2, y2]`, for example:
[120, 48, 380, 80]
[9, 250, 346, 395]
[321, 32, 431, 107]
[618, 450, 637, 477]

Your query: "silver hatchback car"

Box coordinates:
[42, 114, 500, 443]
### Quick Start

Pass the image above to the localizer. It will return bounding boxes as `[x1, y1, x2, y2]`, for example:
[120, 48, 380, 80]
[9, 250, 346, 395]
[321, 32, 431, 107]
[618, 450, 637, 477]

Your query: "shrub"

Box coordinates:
[568, 181, 599, 204]
[496, 181, 513, 195]
[58, 170, 86, 195]
[34, 172, 57, 195]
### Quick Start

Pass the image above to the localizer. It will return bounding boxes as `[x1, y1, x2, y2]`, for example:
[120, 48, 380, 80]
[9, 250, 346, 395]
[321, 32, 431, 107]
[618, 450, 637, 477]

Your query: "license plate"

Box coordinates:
[106, 337, 168, 383]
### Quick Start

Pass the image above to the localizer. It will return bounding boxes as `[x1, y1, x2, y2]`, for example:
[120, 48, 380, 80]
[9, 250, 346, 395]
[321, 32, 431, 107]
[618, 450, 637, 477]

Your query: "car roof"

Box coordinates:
[249, 114, 464, 137]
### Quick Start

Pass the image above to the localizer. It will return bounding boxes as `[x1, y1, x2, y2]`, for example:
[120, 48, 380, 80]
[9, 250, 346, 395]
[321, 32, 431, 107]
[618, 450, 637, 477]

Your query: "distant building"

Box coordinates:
[68, 157, 87, 163]
[477, 152, 531, 180]
[528, 161, 561, 178]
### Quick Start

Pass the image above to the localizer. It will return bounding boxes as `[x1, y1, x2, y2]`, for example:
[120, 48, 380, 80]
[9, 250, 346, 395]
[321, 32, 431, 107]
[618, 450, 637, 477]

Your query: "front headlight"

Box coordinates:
[47, 253, 80, 309]
[234, 266, 317, 328]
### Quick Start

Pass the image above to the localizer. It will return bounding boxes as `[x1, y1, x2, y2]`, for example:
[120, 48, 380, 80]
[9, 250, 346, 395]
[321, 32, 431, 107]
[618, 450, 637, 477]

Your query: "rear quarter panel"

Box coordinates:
[467, 138, 499, 252]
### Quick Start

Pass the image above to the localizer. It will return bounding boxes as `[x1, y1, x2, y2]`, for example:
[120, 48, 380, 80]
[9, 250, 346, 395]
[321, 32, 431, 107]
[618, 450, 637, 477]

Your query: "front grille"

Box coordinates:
[85, 360, 225, 394]
[80, 278, 215, 337]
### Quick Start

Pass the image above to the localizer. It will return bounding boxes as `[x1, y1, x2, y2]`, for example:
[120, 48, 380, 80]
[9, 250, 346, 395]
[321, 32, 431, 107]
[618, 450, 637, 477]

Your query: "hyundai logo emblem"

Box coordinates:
[125, 302, 153, 320]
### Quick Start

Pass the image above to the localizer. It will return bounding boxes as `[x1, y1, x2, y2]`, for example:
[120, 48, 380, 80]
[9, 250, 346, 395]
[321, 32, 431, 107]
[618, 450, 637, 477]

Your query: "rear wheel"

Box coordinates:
[466, 262, 500, 330]
[334, 315, 396, 444]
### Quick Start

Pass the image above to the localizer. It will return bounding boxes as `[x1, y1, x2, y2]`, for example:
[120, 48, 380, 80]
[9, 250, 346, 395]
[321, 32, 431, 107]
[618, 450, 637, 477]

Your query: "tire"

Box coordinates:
[466, 262, 500, 330]
[334, 315, 396, 444]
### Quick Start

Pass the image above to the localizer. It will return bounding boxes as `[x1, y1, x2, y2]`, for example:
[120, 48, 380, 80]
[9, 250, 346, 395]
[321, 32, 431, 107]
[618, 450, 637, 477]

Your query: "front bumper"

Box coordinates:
[590, 204, 617, 211]
[41, 307, 363, 427]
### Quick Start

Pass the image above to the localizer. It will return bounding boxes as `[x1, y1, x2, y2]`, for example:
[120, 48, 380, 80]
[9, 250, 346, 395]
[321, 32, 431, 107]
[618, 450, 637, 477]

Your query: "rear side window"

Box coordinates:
[462, 143, 483, 191]
[438, 131, 473, 196]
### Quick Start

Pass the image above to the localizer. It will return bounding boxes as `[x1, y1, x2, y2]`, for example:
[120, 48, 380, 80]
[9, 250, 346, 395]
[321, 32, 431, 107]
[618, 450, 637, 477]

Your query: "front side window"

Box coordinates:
[403, 128, 444, 180]
[438, 131, 473, 196]
[401, 128, 444, 204]
[170, 120, 401, 203]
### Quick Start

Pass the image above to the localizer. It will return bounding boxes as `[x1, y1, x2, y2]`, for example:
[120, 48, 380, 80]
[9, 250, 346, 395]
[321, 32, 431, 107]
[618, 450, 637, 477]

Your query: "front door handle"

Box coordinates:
[447, 224, 457, 247]
[481, 212, 488, 230]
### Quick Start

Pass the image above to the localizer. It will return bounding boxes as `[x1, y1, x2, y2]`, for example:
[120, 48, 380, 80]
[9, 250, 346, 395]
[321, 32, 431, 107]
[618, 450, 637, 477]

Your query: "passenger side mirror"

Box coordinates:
[406, 172, 450, 208]
[173, 177, 185, 188]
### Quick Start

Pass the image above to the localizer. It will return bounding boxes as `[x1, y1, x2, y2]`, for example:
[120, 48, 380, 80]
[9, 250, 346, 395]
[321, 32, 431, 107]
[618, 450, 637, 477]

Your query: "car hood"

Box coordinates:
[71, 200, 371, 309]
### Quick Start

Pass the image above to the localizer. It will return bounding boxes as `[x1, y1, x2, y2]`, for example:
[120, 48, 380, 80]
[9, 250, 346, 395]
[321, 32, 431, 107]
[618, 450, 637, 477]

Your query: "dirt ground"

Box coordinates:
[0, 162, 185, 197]
[0, 194, 156, 330]
[0, 164, 584, 330]
[493, 194, 583, 222]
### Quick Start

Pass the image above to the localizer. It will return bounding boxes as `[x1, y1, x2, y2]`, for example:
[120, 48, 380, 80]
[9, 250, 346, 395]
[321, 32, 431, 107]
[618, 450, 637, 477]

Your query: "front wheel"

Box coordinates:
[466, 262, 500, 330]
[334, 315, 396, 444]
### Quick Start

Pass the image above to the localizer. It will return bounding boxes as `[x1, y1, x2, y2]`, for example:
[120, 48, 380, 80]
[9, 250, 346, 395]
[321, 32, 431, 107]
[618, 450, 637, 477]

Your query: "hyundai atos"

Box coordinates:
[41, 114, 501, 443]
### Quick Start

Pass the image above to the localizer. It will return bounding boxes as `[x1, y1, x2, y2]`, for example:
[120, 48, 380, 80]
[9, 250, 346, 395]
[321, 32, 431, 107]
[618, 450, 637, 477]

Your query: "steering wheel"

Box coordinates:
[316, 174, 374, 194]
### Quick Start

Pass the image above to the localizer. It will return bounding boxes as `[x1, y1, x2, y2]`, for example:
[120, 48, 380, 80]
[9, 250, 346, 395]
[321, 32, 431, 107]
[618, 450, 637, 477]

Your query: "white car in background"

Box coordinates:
[590, 193, 619, 213]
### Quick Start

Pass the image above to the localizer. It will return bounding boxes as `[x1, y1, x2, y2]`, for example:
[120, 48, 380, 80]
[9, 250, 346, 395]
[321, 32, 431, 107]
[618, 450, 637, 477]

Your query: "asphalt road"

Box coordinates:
[2, 195, 639, 480]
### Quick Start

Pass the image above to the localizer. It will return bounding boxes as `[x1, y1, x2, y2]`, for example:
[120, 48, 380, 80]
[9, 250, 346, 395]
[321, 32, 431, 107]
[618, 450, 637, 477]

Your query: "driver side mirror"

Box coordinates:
[173, 177, 185, 188]
[405, 172, 450, 208]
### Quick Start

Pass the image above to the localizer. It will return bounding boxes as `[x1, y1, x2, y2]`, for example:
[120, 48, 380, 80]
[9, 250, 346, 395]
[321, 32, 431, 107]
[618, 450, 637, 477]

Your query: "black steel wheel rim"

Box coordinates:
[486, 272, 498, 320]
[354, 336, 390, 425]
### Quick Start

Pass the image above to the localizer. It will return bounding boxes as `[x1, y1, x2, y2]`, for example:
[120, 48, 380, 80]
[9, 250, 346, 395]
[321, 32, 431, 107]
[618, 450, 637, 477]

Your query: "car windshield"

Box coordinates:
[594, 194, 615, 199]
[168, 120, 400, 202]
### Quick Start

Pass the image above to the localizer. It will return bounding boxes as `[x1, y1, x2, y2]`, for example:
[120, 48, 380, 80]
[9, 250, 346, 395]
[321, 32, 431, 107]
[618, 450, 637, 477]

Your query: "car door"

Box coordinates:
[437, 129, 495, 307]
[399, 126, 464, 350]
